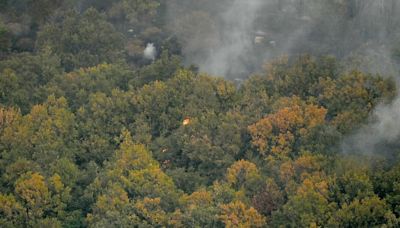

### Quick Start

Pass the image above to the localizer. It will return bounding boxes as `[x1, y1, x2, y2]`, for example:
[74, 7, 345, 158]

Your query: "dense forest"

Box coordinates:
[1, 0, 400, 227]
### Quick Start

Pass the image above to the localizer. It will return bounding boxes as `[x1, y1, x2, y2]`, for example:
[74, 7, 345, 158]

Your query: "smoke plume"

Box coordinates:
[143, 43, 157, 61]
[167, 0, 400, 155]
[167, 0, 400, 78]
[342, 95, 400, 155]
[198, 0, 264, 78]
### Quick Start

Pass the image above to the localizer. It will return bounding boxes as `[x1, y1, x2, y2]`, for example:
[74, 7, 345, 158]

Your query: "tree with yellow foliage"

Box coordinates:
[219, 201, 266, 228]
[226, 160, 262, 196]
[248, 97, 327, 159]
[87, 130, 181, 226]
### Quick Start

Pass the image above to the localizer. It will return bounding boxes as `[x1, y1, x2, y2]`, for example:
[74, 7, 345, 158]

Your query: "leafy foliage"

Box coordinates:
[0, 1, 399, 227]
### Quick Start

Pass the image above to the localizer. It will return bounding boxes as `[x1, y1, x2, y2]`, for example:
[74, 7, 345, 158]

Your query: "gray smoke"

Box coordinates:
[167, 0, 400, 155]
[167, 0, 400, 78]
[342, 96, 400, 155]
[167, 0, 266, 78]
[340, 0, 400, 155]
[198, 0, 263, 78]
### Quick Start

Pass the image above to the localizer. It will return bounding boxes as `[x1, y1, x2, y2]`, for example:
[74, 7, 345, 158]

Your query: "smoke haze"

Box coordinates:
[167, 0, 400, 154]
[194, 0, 264, 78]
[167, 0, 400, 78]
[342, 96, 400, 155]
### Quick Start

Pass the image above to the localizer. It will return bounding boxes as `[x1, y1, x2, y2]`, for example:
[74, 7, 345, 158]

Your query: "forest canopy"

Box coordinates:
[1, 0, 400, 227]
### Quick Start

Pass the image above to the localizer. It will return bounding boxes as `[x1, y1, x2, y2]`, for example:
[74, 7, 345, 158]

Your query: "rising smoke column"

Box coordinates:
[199, 0, 263, 78]
[341, 95, 400, 155]
[167, 0, 265, 78]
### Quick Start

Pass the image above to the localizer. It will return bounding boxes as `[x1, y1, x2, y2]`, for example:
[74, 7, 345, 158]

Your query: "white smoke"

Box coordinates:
[167, 0, 400, 79]
[342, 96, 400, 154]
[143, 43, 156, 61]
[199, 0, 263, 78]
[166, 0, 400, 155]
[340, 0, 400, 155]
[167, 0, 267, 78]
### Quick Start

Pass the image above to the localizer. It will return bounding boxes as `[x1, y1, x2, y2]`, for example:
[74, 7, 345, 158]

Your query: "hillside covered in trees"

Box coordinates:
[1, 0, 400, 227]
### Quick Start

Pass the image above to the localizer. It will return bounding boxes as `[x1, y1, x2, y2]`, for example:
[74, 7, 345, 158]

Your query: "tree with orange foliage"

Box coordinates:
[248, 97, 327, 159]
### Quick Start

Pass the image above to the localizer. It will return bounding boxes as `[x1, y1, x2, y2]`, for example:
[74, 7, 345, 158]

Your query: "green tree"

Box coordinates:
[87, 130, 184, 227]
[226, 160, 262, 196]
[252, 178, 284, 216]
[36, 8, 125, 71]
[0, 20, 11, 52]
[175, 189, 220, 227]
[46, 63, 132, 111]
[87, 184, 138, 227]
[271, 177, 335, 227]
[332, 171, 374, 205]
[14, 172, 52, 225]
[0, 193, 25, 227]
[0, 50, 62, 113]
[1, 96, 78, 169]
[329, 196, 398, 227]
